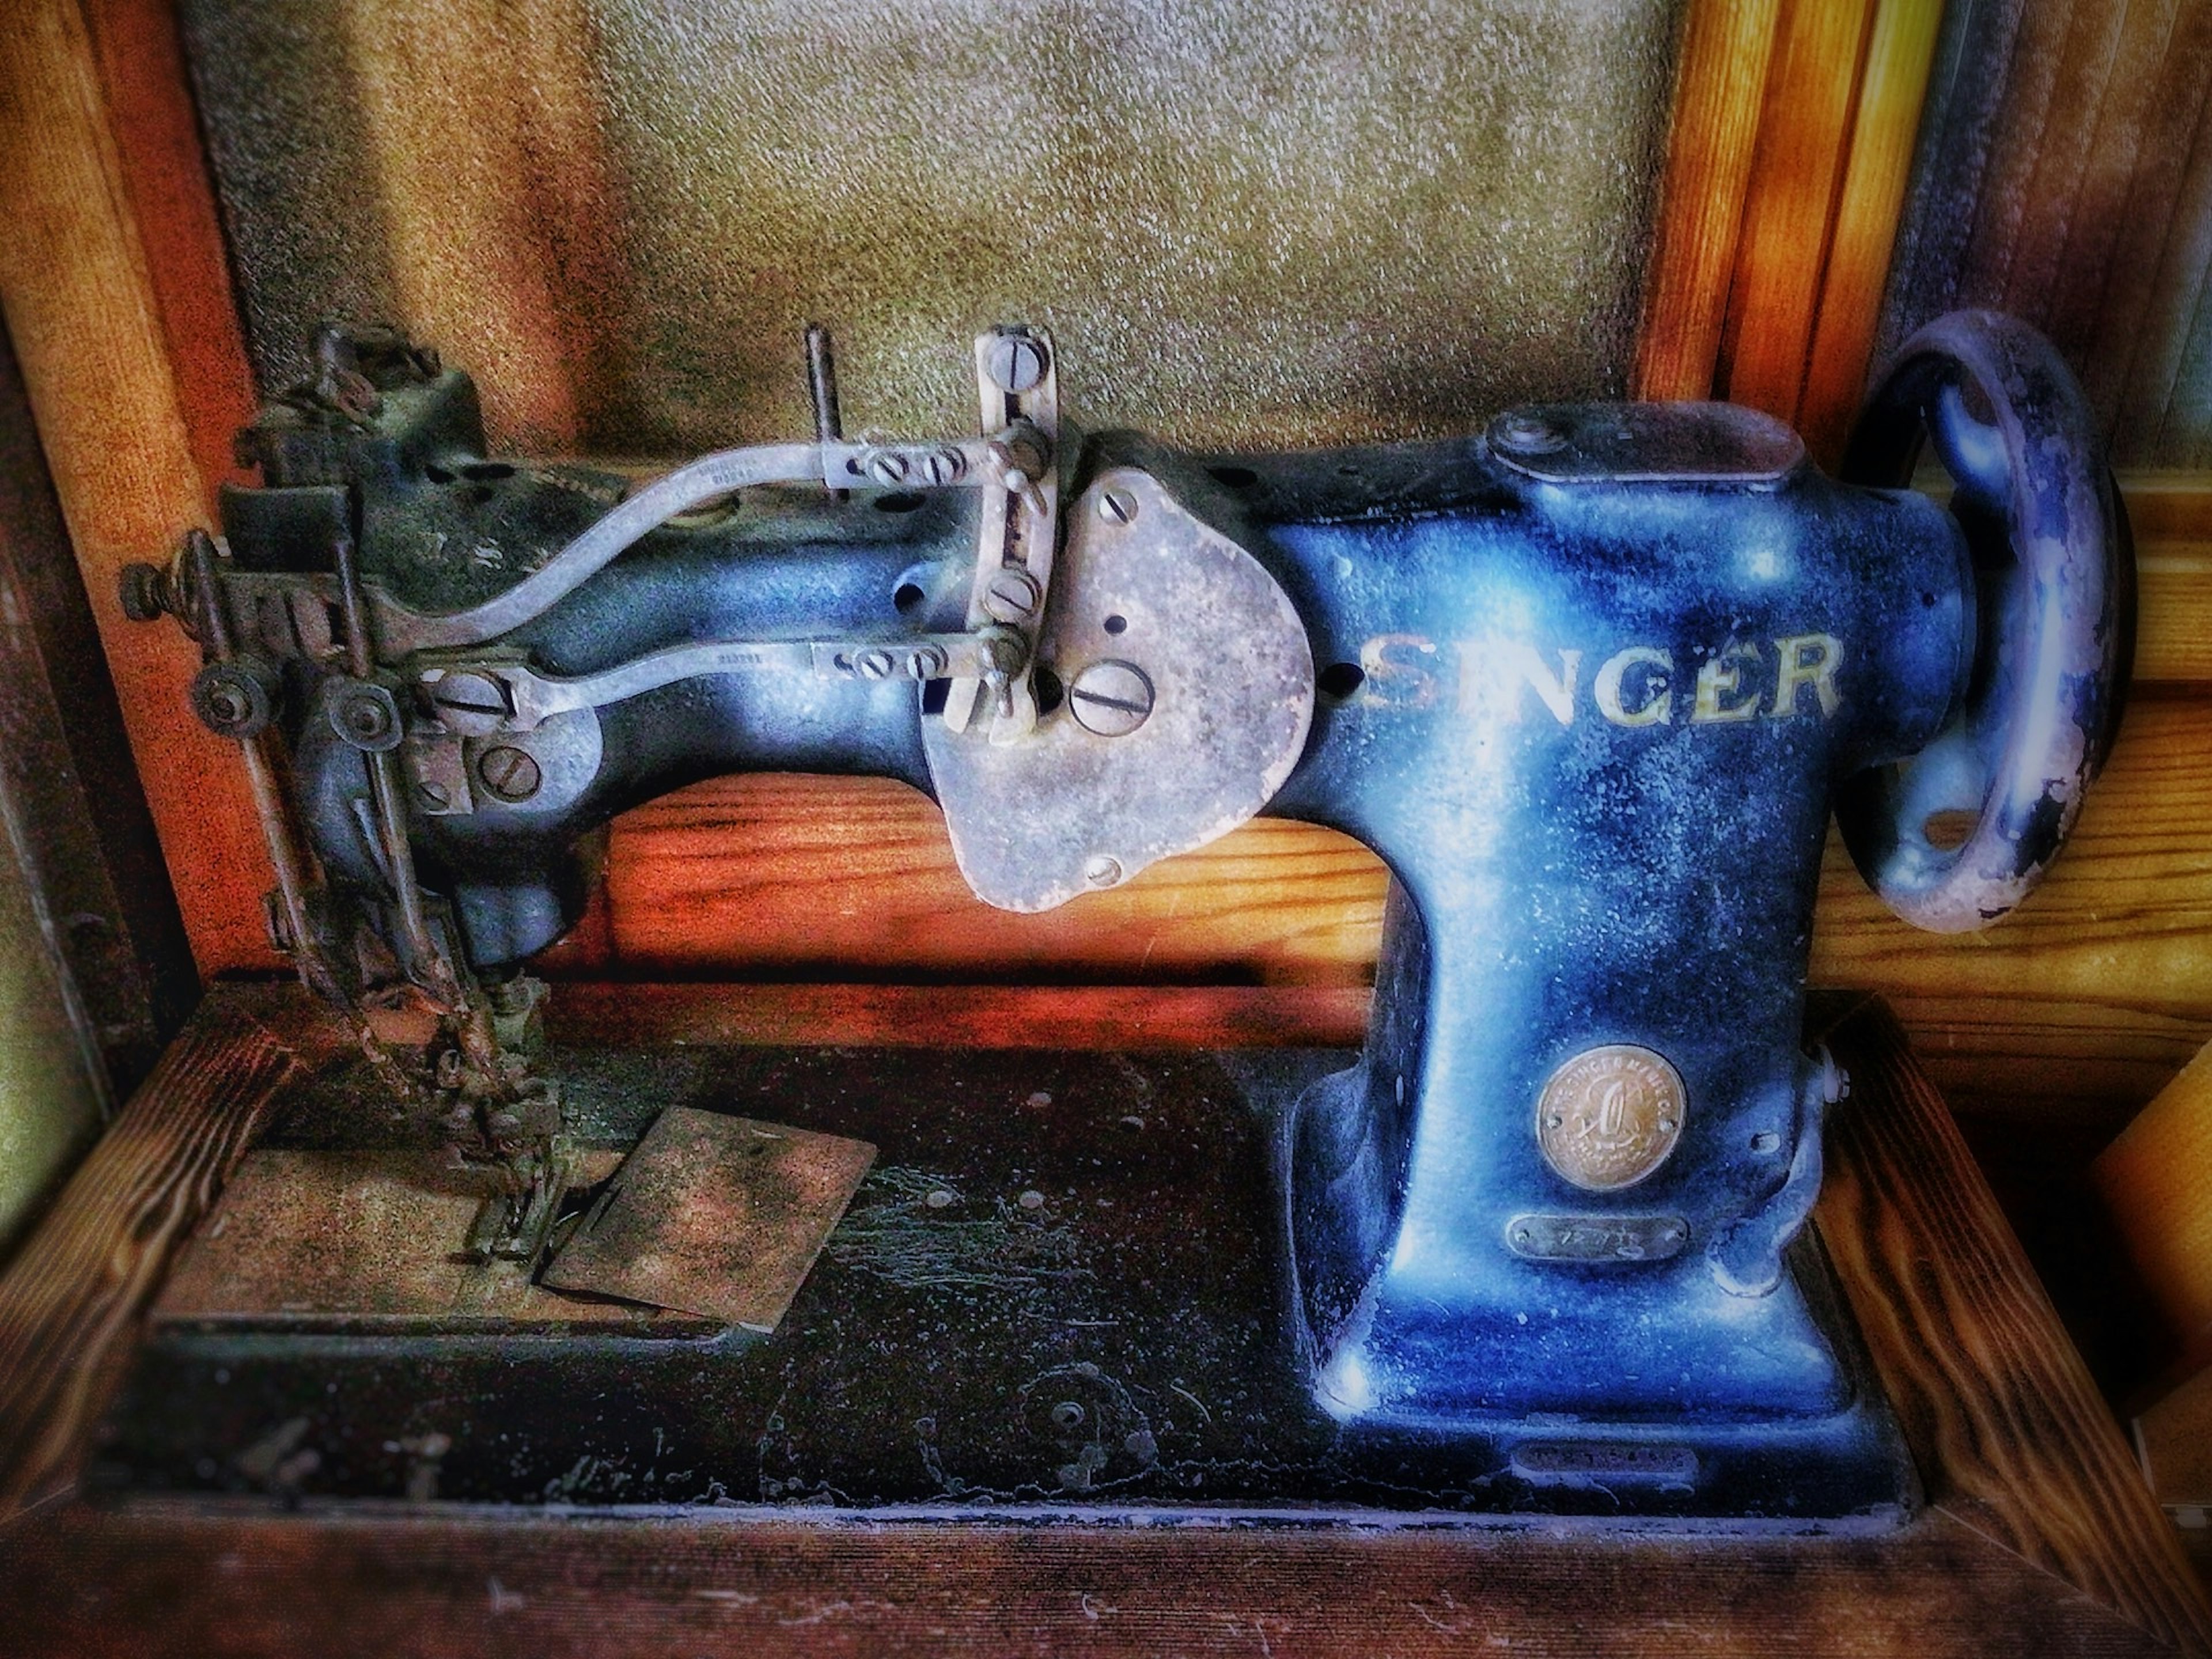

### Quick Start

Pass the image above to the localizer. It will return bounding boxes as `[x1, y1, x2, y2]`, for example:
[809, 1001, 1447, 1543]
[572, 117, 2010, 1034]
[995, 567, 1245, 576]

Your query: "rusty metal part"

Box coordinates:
[178, 531, 414, 1100]
[541, 1108, 876, 1331]
[923, 466, 1314, 912]
[149, 1147, 659, 1331]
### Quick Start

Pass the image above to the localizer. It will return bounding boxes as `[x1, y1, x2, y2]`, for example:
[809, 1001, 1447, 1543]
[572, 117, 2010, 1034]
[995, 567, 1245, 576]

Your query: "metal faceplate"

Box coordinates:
[923, 468, 1314, 912]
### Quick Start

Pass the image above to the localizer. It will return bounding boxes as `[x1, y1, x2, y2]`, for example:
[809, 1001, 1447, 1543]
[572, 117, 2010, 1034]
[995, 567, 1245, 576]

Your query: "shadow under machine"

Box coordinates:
[103, 302, 2130, 1521]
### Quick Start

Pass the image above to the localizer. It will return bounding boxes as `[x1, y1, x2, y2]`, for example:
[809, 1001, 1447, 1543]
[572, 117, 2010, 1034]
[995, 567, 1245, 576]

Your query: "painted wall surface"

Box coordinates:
[0, 839, 102, 1255]
[182, 0, 1684, 457]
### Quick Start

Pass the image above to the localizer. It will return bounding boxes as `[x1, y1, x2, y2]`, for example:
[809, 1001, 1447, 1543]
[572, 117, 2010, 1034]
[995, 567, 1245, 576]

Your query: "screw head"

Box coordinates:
[1097, 488, 1138, 525]
[855, 649, 897, 680]
[1068, 660, 1154, 737]
[907, 643, 948, 680]
[1084, 854, 1124, 887]
[982, 567, 1043, 623]
[915, 448, 965, 487]
[866, 449, 910, 485]
[984, 334, 1048, 395]
[476, 744, 543, 803]
[1493, 410, 1568, 455]
[425, 669, 511, 734]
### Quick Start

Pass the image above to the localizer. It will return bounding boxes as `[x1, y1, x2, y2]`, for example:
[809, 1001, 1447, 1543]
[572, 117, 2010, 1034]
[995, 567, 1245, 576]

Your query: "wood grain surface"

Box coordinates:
[1798, 0, 1948, 464]
[0, 983, 2203, 1654]
[1881, 0, 2212, 469]
[0, 984, 335, 1517]
[1632, 0, 1784, 402]
[550, 980, 1372, 1051]
[0, 0, 271, 972]
[1818, 995, 2212, 1654]
[1715, 0, 1881, 422]
[2093, 1036, 2212, 1371]
[0, 1504, 2190, 1658]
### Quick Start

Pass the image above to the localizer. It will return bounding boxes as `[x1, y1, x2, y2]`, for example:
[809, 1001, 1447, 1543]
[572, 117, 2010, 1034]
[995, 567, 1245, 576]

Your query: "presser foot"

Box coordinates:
[461, 1134, 582, 1266]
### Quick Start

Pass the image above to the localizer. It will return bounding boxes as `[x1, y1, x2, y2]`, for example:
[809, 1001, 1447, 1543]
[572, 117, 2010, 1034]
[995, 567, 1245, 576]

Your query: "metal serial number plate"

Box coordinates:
[1510, 1442, 1700, 1487]
[1505, 1213, 1688, 1263]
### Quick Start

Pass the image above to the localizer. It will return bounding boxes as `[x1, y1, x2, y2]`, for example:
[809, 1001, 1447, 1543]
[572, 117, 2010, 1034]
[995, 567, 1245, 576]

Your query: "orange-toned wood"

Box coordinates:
[550, 980, 1372, 1051]
[1816, 994, 2212, 1653]
[1631, 0, 1785, 402]
[601, 775, 1384, 985]
[1715, 0, 1881, 420]
[1809, 692, 2212, 1021]
[1797, 0, 1946, 465]
[2093, 1036, 2212, 1369]
[79, 0, 257, 497]
[592, 685, 2212, 1014]
[0, 0, 272, 974]
[2, 984, 2205, 1654]
[1883, 990, 2212, 1132]
[2138, 1354, 2212, 1505]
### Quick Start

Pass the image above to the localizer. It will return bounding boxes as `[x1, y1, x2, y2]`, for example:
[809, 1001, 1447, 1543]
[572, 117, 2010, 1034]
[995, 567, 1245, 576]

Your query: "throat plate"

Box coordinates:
[924, 467, 1314, 912]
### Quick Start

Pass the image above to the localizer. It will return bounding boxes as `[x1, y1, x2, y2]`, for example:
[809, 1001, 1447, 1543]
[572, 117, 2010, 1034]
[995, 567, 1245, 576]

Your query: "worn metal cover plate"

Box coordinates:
[1488, 401, 1805, 484]
[541, 1108, 875, 1331]
[925, 468, 1314, 911]
[150, 1149, 659, 1331]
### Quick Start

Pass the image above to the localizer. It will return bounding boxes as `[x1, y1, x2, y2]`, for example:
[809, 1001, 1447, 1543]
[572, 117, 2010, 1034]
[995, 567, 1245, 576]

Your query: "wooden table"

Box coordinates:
[1, 983, 2205, 1656]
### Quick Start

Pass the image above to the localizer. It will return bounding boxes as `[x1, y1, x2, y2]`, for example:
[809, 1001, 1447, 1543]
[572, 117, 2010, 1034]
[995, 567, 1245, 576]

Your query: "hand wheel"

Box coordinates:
[1835, 309, 2133, 933]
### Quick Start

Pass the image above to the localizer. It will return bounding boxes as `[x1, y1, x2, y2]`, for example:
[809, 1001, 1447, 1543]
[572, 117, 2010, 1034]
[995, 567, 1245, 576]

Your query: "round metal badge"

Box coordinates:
[1535, 1044, 1687, 1192]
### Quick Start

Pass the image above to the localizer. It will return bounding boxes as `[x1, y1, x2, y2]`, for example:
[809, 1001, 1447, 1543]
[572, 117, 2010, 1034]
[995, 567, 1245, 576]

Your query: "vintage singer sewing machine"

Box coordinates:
[116, 308, 2129, 1522]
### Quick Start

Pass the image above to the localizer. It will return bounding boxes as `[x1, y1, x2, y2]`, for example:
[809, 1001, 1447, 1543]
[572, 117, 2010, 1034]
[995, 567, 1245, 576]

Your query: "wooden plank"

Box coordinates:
[1877, 991, 2212, 1131]
[1797, 0, 1945, 466]
[1714, 0, 1880, 421]
[549, 981, 1372, 1051]
[2093, 1035, 2212, 1367]
[1630, 0, 1785, 401]
[0, 1503, 2182, 1658]
[598, 690, 2212, 1005]
[79, 0, 259, 495]
[1991, 0, 2134, 324]
[1810, 692, 2212, 1020]
[2138, 1355, 2212, 1506]
[2113, 13, 2212, 464]
[2056, 0, 2194, 422]
[2086, 5, 2212, 431]
[601, 775, 1385, 984]
[0, 0, 272, 973]
[1818, 995, 2212, 1654]
[0, 984, 338, 1518]
[2124, 474, 2212, 541]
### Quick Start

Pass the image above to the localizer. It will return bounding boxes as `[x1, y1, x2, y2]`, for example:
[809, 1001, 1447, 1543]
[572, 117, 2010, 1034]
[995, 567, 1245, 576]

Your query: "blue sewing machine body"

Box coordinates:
[130, 311, 2128, 1520]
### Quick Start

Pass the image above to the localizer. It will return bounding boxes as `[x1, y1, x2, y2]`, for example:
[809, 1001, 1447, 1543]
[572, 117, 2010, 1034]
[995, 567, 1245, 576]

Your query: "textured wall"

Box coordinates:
[182, 0, 1684, 456]
[1880, 0, 2212, 469]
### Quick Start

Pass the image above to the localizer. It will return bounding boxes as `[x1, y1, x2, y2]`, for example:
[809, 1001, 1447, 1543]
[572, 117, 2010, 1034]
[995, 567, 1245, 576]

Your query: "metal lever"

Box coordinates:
[943, 327, 1062, 743]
